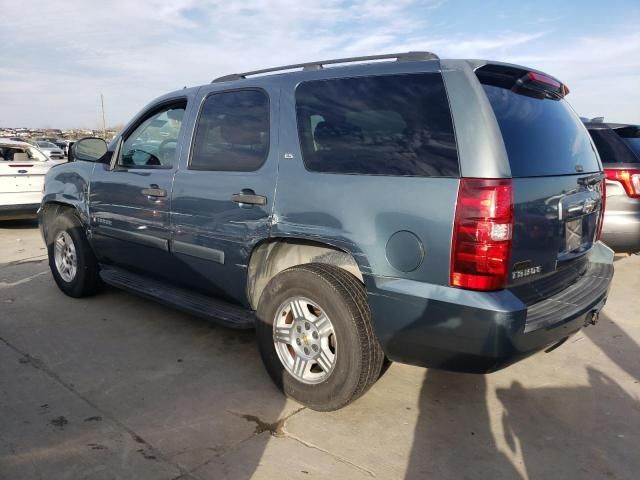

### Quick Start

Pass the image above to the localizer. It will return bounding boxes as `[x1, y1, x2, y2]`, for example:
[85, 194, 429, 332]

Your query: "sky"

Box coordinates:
[1, 0, 639, 129]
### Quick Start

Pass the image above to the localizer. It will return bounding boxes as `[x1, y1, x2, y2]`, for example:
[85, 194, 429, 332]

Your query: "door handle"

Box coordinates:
[231, 190, 267, 206]
[141, 186, 167, 197]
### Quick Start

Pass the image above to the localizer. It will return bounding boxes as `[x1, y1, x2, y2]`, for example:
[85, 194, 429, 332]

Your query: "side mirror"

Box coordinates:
[72, 137, 108, 163]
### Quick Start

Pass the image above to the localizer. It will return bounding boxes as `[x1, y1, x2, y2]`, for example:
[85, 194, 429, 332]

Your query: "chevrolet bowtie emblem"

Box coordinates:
[583, 198, 597, 214]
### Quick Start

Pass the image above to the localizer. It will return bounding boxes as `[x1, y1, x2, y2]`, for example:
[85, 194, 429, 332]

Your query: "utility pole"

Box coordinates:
[100, 93, 106, 139]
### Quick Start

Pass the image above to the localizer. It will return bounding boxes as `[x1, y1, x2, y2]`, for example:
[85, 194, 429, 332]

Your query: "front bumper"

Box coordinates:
[0, 203, 40, 220]
[366, 242, 614, 373]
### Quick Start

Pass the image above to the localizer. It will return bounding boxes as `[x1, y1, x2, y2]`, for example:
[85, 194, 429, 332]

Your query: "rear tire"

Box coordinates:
[47, 211, 102, 298]
[256, 263, 384, 411]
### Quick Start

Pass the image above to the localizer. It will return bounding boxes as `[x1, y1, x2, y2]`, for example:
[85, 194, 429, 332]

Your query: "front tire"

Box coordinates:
[47, 211, 102, 298]
[256, 264, 384, 411]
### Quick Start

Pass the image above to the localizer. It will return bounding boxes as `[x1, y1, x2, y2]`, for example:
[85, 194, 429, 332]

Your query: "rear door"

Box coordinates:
[170, 86, 279, 306]
[477, 66, 604, 302]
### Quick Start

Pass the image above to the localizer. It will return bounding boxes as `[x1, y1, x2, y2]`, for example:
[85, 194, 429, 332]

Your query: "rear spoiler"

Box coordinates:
[475, 63, 569, 99]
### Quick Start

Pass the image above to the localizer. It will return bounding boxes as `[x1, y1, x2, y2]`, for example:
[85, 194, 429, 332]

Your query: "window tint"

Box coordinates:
[190, 90, 269, 171]
[482, 84, 600, 177]
[295, 73, 458, 176]
[616, 126, 640, 161]
[118, 103, 186, 169]
[588, 128, 639, 165]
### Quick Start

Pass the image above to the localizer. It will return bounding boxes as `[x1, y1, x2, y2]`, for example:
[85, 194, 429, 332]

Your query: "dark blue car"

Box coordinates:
[39, 53, 614, 411]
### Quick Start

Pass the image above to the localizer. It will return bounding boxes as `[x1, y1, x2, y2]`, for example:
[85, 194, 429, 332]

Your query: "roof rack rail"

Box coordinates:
[212, 51, 439, 83]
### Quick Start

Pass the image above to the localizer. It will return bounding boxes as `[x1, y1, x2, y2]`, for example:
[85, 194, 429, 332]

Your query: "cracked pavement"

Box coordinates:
[1, 220, 639, 479]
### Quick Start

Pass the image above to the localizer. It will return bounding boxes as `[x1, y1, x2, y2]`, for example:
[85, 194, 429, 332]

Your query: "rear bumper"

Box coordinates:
[366, 242, 614, 373]
[601, 210, 640, 253]
[0, 203, 40, 220]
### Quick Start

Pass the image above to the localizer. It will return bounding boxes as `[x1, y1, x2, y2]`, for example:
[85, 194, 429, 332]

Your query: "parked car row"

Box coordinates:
[2, 137, 71, 157]
[36, 137, 72, 156]
[34, 141, 66, 160]
[40, 53, 616, 411]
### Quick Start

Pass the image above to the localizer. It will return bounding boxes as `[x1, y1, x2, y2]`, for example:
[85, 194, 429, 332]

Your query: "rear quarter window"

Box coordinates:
[482, 84, 600, 177]
[588, 128, 639, 165]
[295, 73, 459, 176]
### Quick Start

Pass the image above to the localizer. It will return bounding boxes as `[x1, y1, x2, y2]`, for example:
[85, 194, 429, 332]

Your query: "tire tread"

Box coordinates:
[277, 263, 384, 409]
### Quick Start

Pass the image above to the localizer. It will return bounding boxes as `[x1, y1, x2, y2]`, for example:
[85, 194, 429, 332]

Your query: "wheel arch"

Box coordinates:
[39, 201, 86, 244]
[247, 237, 364, 310]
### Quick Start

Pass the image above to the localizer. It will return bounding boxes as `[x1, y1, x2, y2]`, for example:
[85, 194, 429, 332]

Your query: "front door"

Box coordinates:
[170, 86, 279, 306]
[89, 99, 188, 279]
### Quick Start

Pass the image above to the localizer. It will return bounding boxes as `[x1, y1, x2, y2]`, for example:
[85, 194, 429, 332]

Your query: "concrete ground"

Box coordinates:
[1, 220, 638, 480]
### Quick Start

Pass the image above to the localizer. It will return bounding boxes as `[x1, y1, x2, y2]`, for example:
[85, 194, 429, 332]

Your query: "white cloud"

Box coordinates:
[0, 0, 638, 127]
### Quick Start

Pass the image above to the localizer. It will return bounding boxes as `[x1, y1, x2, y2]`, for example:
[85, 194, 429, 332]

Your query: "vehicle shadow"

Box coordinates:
[583, 312, 640, 380]
[495, 367, 639, 479]
[405, 354, 639, 480]
[403, 370, 523, 479]
[0, 219, 39, 229]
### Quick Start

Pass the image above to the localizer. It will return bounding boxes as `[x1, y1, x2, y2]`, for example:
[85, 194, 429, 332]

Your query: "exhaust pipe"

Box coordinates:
[585, 309, 600, 327]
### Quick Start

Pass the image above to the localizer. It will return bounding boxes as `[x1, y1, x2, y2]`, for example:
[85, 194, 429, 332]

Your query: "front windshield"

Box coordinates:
[26, 147, 49, 161]
[37, 141, 57, 148]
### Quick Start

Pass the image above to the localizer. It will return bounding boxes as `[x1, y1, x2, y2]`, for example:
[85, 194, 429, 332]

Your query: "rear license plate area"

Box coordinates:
[565, 219, 583, 251]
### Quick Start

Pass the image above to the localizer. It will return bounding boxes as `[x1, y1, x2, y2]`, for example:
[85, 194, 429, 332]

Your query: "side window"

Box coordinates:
[118, 103, 186, 169]
[295, 73, 458, 176]
[190, 90, 269, 171]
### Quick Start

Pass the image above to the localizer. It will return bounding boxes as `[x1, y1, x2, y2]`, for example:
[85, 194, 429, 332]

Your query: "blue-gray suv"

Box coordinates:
[39, 52, 614, 411]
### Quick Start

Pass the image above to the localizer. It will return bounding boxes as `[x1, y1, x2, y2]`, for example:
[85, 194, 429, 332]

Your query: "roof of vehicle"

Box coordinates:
[207, 53, 561, 86]
[150, 53, 566, 125]
[584, 122, 639, 130]
[0, 138, 38, 148]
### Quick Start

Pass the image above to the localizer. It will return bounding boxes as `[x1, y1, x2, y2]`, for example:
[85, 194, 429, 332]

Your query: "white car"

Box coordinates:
[0, 139, 63, 220]
[34, 140, 66, 160]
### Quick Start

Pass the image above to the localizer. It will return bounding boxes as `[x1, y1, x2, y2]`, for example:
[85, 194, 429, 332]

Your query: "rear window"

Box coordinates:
[616, 126, 640, 161]
[0, 146, 47, 162]
[295, 73, 458, 176]
[482, 84, 600, 177]
[588, 128, 639, 165]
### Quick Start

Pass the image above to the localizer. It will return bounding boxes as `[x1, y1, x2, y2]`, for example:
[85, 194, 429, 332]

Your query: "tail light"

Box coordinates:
[604, 168, 640, 198]
[450, 178, 513, 291]
[596, 178, 606, 241]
